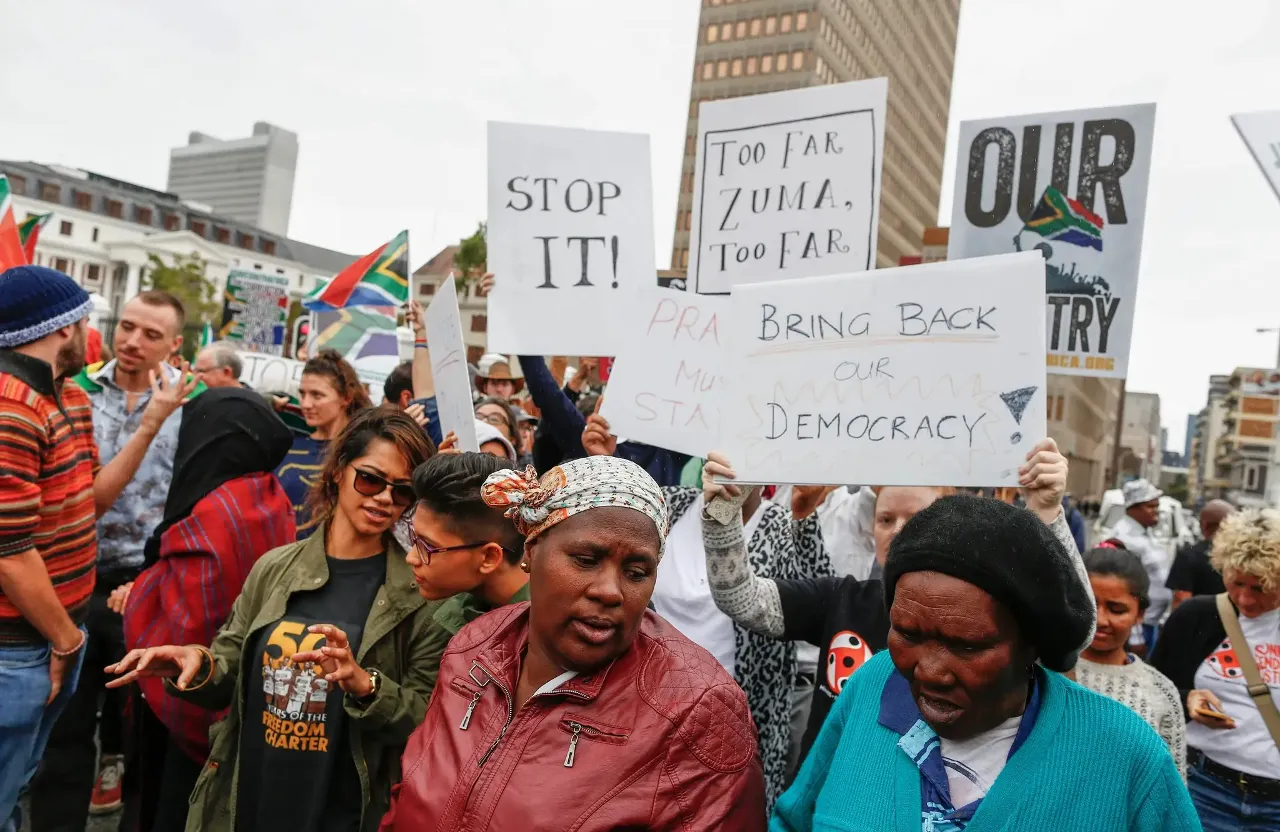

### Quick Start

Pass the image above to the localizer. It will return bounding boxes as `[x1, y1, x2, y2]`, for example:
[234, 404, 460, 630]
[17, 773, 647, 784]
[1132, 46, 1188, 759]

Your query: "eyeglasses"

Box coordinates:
[477, 412, 508, 428]
[400, 519, 516, 566]
[351, 468, 416, 507]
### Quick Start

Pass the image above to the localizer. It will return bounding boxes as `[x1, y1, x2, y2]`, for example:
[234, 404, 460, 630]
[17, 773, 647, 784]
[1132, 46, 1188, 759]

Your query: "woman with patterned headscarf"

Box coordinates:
[381, 456, 766, 831]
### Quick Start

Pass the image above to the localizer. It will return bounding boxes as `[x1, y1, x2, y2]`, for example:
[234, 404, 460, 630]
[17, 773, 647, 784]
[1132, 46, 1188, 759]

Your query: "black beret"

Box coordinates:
[883, 494, 1093, 672]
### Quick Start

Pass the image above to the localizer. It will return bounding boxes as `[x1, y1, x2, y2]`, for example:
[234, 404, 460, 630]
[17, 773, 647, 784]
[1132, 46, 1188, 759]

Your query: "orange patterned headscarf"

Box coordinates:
[481, 457, 669, 555]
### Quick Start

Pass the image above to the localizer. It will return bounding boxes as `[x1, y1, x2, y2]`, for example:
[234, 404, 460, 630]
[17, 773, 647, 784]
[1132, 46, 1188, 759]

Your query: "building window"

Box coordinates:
[762, 54, 774, 73]
[702, 61, 714, 80]
[190, 219, 207, 236]
[74, 190, 92, 211]
[746, 55, 758, 75]
[53, 257, 69, 273]
[106, 199, 123, 218]
[419, 283, 435, 297]
[731, 58, 743, 76]
[238, 232, 254, 249]
[470, 314, 488, 334]
[720, 22, 731, 40]
[91, 227, 99, 242]
[716, 59, 728, 78]
[39, 182, 60, 202]
[84, 264, 101, 283]
[707, 23, 718, 43]
[161, 213, 179, 231]
[797, 11, 808, 30]
[8, 175, 25, 196]
[214, 226, 230, 244]
[262, 239, 276, 256]
[781, 13, 793, 33]
[750, 17, 761, 36]
[134, 206, 153, 225]
[59, 220, 73, 236]
[735, 20, 746, 38]
[792, 50, 805, 70]
[765, 15, 776, 34]
[777, 51, 789, 71]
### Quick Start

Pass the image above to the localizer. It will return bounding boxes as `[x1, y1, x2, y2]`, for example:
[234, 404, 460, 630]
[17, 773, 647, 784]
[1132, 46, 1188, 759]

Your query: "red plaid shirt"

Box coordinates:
[124, 473, 296, 760]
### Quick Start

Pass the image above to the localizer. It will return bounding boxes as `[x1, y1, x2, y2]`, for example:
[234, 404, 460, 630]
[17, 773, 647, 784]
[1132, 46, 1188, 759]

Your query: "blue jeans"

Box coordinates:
[0, 635, 85, 832]
[1189, 758, 1280, 831]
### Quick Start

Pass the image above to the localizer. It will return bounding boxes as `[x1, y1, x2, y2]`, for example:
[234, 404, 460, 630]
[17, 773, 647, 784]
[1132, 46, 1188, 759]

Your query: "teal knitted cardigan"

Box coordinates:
[772, 651, 1201, 832]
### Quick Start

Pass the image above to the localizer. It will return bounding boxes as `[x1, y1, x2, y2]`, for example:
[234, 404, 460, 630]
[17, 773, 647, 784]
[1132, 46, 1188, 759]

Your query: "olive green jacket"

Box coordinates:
[176, 527, 435, 832]
[415, 581, 531, 695]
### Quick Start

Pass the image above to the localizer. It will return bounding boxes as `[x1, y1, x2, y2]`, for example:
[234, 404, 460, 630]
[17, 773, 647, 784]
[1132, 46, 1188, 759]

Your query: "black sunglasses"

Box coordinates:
[351, 468, 416, 507]
[400, 519, 516, 566]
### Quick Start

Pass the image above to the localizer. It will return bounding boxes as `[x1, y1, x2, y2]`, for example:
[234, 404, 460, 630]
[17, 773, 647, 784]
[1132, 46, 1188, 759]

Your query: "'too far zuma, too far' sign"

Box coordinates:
[947, 102, 1156, 379]
[689, 78, 887, 295]
[486, 121, 655, 356]
[719, 252, 1047, 487]
[599, 289, 729, 458]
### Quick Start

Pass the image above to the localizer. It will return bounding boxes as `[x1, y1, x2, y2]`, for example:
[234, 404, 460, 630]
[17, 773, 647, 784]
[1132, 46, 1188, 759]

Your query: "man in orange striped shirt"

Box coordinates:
[0, 265, 98, 831]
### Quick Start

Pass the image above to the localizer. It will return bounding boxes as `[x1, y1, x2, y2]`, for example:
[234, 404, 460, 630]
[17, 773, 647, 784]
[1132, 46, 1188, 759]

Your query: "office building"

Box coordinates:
[1189, 375, 1232, 504]
[669, 0, 961, 273]
[3, 160, 353, 318]
[167, 122, 298, 235]
[1209, 368, 1280, 508]
[1044, 375, 1122, 499]
[1118, 391, 1162, 485]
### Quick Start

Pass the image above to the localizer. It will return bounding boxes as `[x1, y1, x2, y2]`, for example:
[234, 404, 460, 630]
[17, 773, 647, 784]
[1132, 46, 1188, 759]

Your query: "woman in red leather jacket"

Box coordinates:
[380, 455, 765, 831]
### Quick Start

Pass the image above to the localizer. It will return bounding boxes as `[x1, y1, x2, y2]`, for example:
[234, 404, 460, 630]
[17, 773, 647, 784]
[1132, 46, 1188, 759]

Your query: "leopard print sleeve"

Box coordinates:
[701, 504, 786, 638]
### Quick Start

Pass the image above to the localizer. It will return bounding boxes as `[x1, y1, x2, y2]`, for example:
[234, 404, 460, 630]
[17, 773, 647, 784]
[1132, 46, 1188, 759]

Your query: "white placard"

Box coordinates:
[599, 289, 728, 458]
[689, 79, 887, 295]
[425, 277, 480, 453]
[1231, 111, 1280, 208]
[486, 121, 655, 355]
[236, 350, 388, 404]
[720, 252, 1047, 486]
[947, 103, 1156, 379]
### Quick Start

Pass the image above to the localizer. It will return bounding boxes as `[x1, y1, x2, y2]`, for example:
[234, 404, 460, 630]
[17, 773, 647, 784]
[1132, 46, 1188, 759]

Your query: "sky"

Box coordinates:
[3, 0, 1279, 451]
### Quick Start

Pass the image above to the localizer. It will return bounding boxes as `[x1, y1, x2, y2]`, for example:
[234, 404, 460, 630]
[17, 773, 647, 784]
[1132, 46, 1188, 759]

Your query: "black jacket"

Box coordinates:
[1149, 595, 1226, 717]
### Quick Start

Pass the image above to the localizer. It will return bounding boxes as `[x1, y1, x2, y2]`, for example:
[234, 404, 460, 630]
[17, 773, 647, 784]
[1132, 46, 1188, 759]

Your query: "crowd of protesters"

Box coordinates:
[1, 262, 1276, 831]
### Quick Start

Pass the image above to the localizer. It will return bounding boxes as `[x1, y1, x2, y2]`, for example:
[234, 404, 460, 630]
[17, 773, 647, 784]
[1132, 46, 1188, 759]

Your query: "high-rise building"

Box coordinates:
[167, 122, 298, 236]
[670, 0, 961, 273]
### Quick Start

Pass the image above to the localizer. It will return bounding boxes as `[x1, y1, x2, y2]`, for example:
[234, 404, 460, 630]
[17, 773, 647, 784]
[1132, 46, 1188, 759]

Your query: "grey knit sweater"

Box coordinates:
[1075, 656, 1187, 780]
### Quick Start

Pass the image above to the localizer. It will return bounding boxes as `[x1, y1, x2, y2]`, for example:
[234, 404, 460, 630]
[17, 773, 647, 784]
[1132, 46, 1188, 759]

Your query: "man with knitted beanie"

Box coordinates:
[0, 265, 99, 832]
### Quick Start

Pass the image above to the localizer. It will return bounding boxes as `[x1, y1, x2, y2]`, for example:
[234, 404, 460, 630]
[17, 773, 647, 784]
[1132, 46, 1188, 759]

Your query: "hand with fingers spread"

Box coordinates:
[1018, 437, 1068, 526]
[582, 411, 617, 458]
[291, 624, 374, 698]
[105, 644, 206, 691]
[141, 361, 200, 433]
[106, 581, 133, 615]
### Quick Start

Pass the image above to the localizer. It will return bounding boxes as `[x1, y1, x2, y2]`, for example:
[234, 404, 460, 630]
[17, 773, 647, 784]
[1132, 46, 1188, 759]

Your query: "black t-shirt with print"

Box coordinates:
[237, 553, 387, 832]
[776, 575, 890, 759]
[1166, 539, 1226, 597]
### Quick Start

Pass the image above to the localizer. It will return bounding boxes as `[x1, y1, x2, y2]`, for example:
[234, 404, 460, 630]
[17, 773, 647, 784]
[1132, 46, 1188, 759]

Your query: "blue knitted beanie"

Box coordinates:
[0, 265, 93, 348]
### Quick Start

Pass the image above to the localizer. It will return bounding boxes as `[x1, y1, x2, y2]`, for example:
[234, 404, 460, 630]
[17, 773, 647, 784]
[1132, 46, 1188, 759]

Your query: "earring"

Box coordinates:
[520, 559, 530, 573]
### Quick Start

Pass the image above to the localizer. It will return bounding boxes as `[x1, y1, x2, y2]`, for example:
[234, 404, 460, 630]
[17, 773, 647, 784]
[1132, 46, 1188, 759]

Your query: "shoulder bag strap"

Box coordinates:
[1216, 592, 1280, 750]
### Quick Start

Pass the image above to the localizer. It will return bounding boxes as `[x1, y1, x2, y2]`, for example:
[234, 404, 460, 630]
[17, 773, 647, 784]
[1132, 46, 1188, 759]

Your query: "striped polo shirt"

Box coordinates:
[0, 350, 99, 644]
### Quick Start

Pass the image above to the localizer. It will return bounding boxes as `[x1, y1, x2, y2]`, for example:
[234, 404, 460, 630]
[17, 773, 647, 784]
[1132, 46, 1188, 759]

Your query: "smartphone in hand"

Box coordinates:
[1193, 706, 1236, 727]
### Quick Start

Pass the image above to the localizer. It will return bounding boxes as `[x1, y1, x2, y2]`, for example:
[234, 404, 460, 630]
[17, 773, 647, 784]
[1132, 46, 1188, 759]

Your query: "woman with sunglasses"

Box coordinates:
[402, 452, 530, 695]
[107, 407, 439, 832]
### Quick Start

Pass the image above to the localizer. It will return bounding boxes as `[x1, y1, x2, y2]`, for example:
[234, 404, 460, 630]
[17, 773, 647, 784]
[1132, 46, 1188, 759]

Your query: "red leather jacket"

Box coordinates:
[381, 603, 765, 831]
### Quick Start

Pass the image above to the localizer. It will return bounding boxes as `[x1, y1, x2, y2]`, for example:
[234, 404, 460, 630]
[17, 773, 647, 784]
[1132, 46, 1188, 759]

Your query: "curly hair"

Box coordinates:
[1211, 507, 1280, 591]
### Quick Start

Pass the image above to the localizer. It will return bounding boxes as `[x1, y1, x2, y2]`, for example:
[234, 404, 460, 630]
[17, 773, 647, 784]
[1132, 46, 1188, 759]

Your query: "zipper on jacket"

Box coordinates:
[560, 719, 628, 768]
[563, 722, 582, 767]
[472, 661, 514, 767]
[459, 690, 482, 730]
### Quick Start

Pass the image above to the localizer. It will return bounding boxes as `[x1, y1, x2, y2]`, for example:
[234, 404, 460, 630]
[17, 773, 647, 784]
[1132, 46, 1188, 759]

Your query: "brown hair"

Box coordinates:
[133, 290, 187, 330]
[304, 405, 436, 532]
[302, 349, 372, 415]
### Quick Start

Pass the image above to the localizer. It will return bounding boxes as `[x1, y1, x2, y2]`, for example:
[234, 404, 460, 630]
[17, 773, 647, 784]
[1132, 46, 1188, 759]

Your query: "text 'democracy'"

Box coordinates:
[720, 252, 1047, 487]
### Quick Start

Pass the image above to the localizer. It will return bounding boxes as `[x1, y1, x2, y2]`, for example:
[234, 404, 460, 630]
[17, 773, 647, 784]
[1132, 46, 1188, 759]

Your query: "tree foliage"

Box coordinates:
[143, 252, 220, 333]
[453, 222, 487, 288]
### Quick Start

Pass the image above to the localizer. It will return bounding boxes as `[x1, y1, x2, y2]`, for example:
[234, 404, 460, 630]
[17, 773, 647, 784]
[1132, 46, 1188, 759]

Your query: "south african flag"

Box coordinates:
[0, 175, 26, 272]
[17, 212, 51, 263]
[302, 230, 409, 312]
[1022, 187, 1104, 251]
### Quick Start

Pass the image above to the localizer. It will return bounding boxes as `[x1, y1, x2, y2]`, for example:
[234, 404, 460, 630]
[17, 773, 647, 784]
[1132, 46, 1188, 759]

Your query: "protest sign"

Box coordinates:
[1231, 111, 1280, 207]
[689, 78, 887, 295]
[719, 252, 1047, 487]
[425, 277, 479, 452]
[237, 351, 304, 395]
[486, 121, 654, 356]
[947, 103, 1156, 379]
[312, 306, 401, 391]
[600, 289, 728, 458]
[218, 270, 290, 354]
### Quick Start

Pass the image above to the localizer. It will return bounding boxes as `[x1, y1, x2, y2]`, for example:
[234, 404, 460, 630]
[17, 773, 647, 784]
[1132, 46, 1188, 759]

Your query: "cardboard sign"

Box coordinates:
[719, 252, 1047, 486]
[947, 103, 1156, 379]
[689, 78, 887, 295]
[425, 277, 480, 452]
[238, 351, 305, 395]
[219, 270, 290, 355]
[600, 289, 728, 458]
[486, 121, 655, 356]
[1231, 111, 1280, 207]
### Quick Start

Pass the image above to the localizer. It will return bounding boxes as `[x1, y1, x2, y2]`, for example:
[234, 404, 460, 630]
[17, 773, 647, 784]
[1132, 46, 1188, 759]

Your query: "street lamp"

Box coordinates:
[1258, 328, 1280, 369]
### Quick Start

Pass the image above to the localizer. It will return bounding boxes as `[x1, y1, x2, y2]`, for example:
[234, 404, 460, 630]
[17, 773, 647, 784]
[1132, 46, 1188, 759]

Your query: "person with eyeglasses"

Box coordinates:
[106, 407, 440, 832]
[401, 452, 530, 695]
